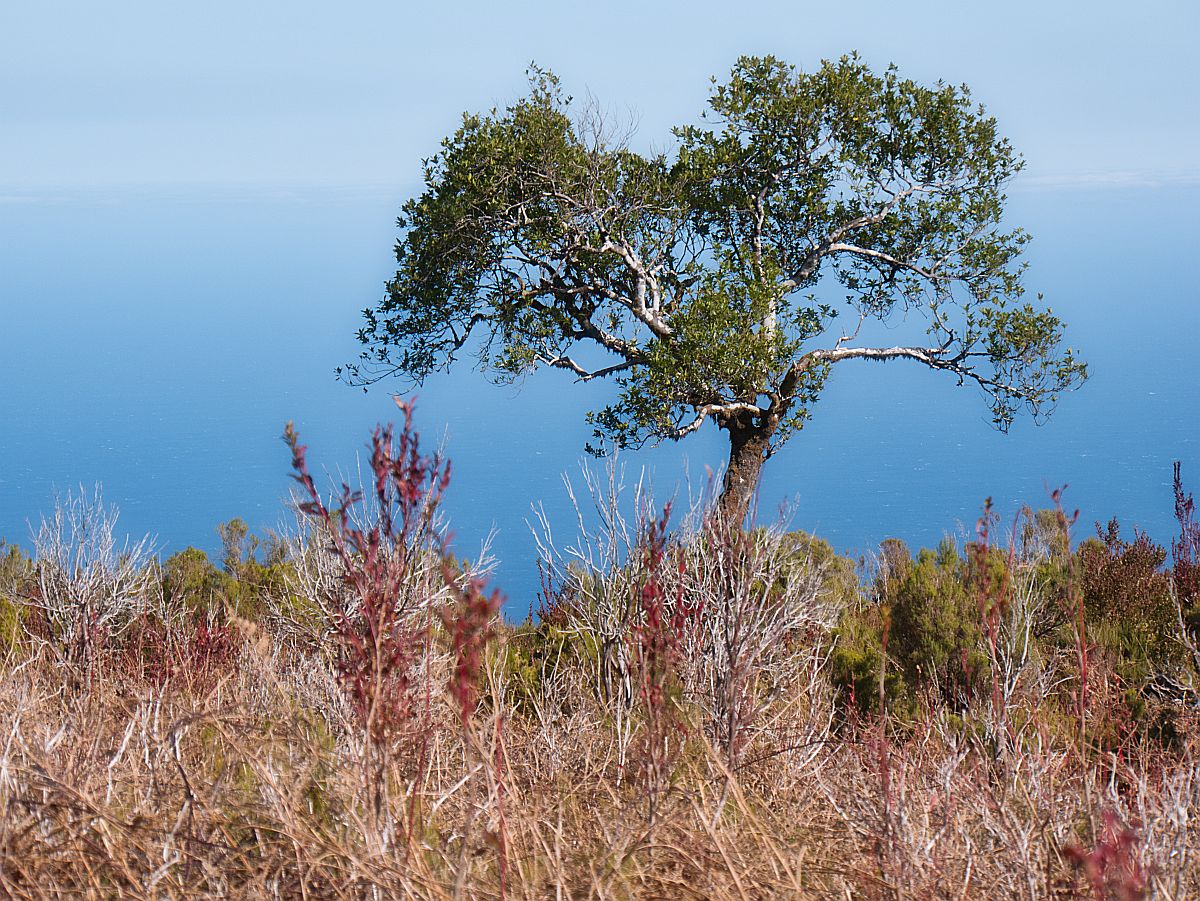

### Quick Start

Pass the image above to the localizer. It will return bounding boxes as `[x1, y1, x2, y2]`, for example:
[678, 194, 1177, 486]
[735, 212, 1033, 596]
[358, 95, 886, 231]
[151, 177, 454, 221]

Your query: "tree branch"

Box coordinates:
[666, 401, 764, 440]
[785, 343, 1031, 403]
[538, 354, 637, 382]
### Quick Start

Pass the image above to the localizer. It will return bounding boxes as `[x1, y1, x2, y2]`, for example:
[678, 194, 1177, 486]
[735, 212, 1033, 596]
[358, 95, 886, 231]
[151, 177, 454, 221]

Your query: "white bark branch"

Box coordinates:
[667, 401, 764, 440]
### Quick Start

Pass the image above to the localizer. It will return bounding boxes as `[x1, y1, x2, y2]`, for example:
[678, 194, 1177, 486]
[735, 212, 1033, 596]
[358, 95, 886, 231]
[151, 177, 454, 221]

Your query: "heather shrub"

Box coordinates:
[0, 594, 25, 654]
[829, 599, 911, 719]
[0, 540, 32, 592]
[533, 463, 841, 786]
[0, 542, 32, 653]
[285, 398, 505, 862]
[501, 617, 598, 716]
[1024, 512, 1076, 638]
[837, 539, 990, 715]
[122, 610, 242, 696]
[215, 518, 295, 620]
[161, 546, 226, 609]
[889, 541, 989, 708]
[285, 407, 447, 756]
[759, 528, 861, 614]
[1075, 519, 1179, 681]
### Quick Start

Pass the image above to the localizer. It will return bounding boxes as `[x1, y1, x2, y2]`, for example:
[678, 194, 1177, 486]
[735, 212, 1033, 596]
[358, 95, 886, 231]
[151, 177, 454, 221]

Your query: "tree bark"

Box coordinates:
[715, 416, 774, 528]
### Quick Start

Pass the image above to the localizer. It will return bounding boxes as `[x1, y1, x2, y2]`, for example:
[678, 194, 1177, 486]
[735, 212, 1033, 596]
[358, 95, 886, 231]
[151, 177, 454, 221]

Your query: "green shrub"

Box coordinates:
[163, 547, 227, 610]
[0, 543, 33, 654]
[161, 523, 298, 623]
[774, 529, 861, 612]
[0, 594, 26, 653]
[500, 621, 599, 715]
[888, 540, 988, 708]
[829, 601, 911, 720]
[216, 520, 295, 620]
[832, 538, 996, 719]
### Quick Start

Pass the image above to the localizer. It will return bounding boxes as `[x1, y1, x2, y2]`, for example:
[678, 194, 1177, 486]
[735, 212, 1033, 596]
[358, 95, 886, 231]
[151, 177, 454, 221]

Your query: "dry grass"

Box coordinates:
[0, 619, 1195, 899]
[1, 472, 1197, 898]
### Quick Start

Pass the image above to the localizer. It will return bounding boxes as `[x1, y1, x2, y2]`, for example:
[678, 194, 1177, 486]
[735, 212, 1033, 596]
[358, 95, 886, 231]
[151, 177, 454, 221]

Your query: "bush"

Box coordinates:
[829, 601, 911, 720]
[831, 537, 1013, 718]
[162, 546, 226, 609]
[889, 540, 989, 708]
[0, 542, 32, 653]
[1076, 519, 1178, 680]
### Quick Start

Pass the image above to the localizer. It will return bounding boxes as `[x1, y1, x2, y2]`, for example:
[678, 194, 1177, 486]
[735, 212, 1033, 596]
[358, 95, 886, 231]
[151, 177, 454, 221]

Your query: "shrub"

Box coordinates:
[32, 486, 156, 663]
[829, 601, 910, 720]
[285, 401, 448, 759]
[1172, 462, 1200, 615]
[887, 540, 989, 709]
[123, 611, 242, 696]
[162, 546, 226, 609]
[1076, 519, 1177, 678]
[0, 542, 32, 654]
[285, 397, 505, 862]
[833, 537, 1004, 719]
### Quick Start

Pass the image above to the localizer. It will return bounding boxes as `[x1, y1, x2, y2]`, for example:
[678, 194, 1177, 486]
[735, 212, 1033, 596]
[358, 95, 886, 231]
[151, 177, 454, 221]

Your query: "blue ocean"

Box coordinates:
[2, 183, 1197, 615]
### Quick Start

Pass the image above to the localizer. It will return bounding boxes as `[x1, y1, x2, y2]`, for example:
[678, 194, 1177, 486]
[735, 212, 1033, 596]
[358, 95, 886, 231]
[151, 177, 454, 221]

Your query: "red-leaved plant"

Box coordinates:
[441, 568, 502, 731]
[285, 398, 505, 866]
[125, 612, 240, 696]
[285, 398, 448, 840]
[1065, 808, 1149, 901]
[628, 503, 691, 822]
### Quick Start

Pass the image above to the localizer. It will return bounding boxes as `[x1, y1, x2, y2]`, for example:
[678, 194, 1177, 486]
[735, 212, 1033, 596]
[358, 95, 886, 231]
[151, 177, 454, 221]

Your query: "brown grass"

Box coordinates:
[0, 619, 1194, 899]
[0, 467, 1197, 898]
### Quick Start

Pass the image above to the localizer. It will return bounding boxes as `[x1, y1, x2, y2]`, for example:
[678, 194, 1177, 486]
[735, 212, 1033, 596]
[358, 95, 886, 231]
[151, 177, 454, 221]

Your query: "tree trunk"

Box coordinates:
[715, 418, 774, 528]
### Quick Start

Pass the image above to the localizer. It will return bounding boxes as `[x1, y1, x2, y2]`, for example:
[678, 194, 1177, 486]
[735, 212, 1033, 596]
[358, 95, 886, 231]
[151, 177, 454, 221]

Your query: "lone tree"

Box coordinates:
[347, 55, 1086, 524]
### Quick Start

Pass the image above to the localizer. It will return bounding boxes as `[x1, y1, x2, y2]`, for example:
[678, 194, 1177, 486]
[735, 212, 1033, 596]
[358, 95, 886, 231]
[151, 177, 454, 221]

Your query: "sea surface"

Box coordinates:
[2, 183, 1197, 616]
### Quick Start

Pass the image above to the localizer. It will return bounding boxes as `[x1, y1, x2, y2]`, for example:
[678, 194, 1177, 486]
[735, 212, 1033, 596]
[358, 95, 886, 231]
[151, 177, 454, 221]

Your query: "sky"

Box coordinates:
[3, 0, 1198, 195]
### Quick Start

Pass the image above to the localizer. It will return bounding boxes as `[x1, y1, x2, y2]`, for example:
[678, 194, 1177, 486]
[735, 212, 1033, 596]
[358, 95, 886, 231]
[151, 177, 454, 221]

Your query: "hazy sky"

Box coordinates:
[4, 0, 1197, 195]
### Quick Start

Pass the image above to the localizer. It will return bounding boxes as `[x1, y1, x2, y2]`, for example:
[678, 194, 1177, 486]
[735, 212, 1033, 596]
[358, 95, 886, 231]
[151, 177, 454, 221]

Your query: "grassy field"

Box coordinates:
[0, 413, 1196, 899]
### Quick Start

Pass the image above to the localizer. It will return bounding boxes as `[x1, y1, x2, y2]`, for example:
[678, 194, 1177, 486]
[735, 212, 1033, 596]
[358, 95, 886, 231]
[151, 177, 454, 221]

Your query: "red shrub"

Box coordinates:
[124, 613, 240, 696]
[1065, 809, 1149, 901]
[442, 568, 502, 730]
[285, 398, 448, 753]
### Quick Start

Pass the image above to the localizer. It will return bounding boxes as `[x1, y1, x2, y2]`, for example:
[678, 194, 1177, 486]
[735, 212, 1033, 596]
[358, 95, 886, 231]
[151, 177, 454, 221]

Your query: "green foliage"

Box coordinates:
[1075, 520, 1181, 682]
[163, 547, 226, 610]
[773, 529, 861, 611]
[213, 519, 293, 620]
[160, 523, 295, 622]
[0, 594, 26, 654]
[888, 541, 988, 707]
[0, 541, 32, 594]
[830, 600, 912, 720]
[501, 620, 599, 715]
[1078, 521, 1174, 643]
[351, 54, 1085, 474]
[826, 516, 1196, 751]
[833, 538, 990, 718]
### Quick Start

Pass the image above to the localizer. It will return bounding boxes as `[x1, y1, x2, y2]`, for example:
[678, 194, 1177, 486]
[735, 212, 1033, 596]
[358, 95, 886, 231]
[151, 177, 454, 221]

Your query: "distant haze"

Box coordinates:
[2, 1, 1198, 193]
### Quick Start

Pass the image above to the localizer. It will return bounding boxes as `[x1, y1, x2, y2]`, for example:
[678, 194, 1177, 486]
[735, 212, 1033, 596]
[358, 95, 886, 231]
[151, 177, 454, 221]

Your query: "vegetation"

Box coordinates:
[0, 406, 1196, 898]
[348, 56, 1085, 522]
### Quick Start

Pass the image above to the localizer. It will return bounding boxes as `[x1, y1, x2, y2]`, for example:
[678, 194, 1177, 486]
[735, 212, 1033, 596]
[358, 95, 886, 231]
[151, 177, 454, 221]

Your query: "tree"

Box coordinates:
[346, 55, 1086, 524]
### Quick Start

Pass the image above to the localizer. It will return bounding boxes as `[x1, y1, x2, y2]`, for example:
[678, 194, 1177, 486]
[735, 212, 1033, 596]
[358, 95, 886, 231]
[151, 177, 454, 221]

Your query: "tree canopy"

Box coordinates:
[348, 54, 1087, 521]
